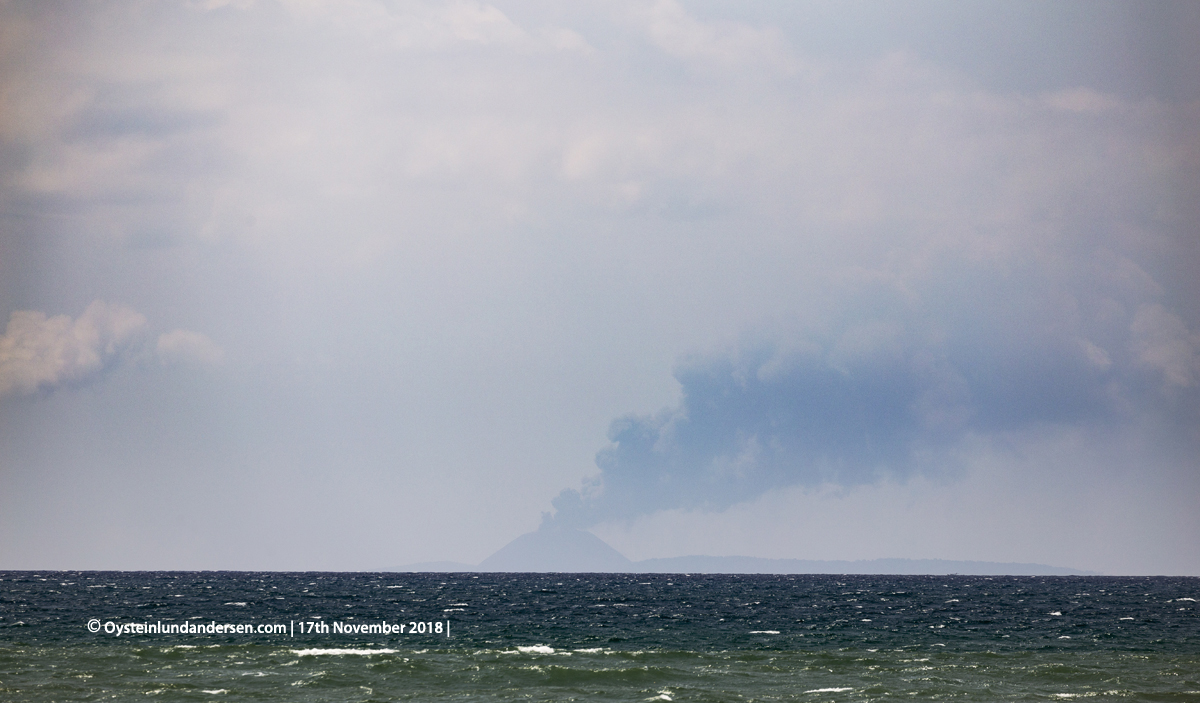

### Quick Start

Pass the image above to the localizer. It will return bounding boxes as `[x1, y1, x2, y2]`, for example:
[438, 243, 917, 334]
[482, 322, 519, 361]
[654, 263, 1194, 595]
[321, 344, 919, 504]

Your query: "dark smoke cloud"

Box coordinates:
[546, 255, 1200, 529]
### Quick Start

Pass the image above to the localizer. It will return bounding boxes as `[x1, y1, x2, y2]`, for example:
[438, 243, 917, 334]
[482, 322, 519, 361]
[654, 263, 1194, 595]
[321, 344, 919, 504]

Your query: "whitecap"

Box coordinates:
[804, 687, 853, 693]
[1049, 611, 1063, 616]
[290, 649, 397, 656]
[517, 645, 555, 655]
[224, 602, 247, 606]
[201, 690, 228, 695]
[1174, 597, 1196, 602]
[749, 630, 780, 634]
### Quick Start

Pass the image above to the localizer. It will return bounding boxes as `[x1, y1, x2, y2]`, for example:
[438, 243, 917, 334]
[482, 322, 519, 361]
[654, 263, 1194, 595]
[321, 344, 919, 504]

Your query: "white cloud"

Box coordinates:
[188, 0, 257, 11]
[1043, 87, 1124, 114]
[1131, 304, 1200, 388]
[157, 329, 225, 367]
[632, 0, 798, 73]
[0, 301, 222, 396]
[277, 0, 542, 51]
[0, 301, 147, 397]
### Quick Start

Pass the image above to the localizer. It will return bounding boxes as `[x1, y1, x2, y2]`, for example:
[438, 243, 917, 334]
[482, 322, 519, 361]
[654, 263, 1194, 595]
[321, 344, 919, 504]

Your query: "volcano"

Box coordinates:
[477, 525, 632, 572]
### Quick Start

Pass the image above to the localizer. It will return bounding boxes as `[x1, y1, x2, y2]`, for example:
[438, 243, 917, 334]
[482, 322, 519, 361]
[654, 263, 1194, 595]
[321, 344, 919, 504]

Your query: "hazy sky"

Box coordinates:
[1, 0, 1198, 574]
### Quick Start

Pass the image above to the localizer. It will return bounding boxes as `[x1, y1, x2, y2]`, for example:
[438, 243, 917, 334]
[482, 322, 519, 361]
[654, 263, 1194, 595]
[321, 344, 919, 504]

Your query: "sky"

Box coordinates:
[1, 0, 1198, 575]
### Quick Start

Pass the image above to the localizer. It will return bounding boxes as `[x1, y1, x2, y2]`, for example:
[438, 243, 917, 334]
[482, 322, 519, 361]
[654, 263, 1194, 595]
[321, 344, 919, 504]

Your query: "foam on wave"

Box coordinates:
[290, 648, 397, 656]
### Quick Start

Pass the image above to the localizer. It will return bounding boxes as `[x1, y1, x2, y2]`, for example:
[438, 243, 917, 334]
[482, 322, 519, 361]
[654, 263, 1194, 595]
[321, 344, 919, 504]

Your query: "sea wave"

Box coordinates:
[290, 648, 397, 656]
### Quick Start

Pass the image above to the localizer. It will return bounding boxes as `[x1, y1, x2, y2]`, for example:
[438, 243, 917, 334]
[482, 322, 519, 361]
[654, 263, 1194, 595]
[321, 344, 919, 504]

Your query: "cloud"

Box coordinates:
[0, 301, 223, 397]
[276, 0, 569, 52]
[631, 0, 798, 73]
[156, 329, 225, 367]
[0, 300, 147, 397]
[1131, 304, 1200, 389]
[547, 249, 1200, 529]
[1, 0, 1198, 570]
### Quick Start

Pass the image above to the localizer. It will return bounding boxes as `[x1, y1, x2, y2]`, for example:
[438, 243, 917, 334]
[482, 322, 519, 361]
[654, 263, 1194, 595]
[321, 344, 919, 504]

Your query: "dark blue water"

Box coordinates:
[2, 572, 1197, 701]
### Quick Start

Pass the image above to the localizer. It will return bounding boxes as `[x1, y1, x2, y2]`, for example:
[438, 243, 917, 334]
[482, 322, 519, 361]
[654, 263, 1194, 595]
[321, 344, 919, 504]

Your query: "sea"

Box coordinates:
[1, 571, 1197, 701]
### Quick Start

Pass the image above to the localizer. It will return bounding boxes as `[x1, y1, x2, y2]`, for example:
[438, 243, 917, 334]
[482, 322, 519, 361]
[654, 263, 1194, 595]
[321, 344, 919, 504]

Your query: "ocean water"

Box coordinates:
[1, 572, 1197, 701]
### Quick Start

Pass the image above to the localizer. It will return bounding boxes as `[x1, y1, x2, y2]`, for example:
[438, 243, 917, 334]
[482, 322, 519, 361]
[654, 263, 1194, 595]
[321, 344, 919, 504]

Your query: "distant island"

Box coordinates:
[390, 526, 1096, 575]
